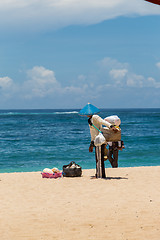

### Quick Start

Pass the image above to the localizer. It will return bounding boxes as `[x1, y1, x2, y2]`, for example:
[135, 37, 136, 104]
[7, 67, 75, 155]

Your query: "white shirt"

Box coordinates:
[89, 115, 111, 141]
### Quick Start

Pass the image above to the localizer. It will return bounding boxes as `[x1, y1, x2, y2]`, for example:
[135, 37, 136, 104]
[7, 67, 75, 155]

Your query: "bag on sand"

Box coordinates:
[102, 127, 121, 142]
[63, 161, 82, 177]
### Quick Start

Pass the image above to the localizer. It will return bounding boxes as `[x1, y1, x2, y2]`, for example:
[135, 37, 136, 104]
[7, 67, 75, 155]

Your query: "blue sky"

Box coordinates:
[0, 0, 160, 109]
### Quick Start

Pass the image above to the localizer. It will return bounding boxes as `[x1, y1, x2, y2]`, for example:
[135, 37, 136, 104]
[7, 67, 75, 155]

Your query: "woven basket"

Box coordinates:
[102, 127, 121, 142]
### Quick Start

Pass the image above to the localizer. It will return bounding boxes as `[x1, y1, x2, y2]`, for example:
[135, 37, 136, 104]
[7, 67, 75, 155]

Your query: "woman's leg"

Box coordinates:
[112, 149, 118, 168]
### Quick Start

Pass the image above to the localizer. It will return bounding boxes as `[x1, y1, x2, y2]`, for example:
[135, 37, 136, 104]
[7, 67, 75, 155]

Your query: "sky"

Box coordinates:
[0, 0, 160, 109]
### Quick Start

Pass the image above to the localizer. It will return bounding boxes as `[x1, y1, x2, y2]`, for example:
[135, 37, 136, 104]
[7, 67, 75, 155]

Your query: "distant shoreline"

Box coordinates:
[1, 165, 160, 174]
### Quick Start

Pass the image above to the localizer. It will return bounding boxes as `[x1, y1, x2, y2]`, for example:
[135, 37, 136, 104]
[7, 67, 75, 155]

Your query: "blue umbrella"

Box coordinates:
[79, 103, 100, 116]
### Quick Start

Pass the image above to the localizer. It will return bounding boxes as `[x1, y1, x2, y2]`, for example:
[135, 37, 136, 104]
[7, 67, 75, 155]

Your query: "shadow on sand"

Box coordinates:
[105, 176, 128, 180]
[90, 176, 128, 180]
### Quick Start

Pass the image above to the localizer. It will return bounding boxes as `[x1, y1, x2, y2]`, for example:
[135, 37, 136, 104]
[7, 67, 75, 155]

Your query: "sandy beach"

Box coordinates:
[0, 166, 160, 240]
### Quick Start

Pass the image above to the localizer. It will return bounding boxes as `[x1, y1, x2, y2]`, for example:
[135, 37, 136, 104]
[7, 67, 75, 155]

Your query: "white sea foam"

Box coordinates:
[0, 111, 79, 115]
[53, 111, 78, 115]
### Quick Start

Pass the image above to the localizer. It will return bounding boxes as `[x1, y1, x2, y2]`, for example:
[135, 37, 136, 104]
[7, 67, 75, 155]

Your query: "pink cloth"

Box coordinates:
[41, 172, 62, 178]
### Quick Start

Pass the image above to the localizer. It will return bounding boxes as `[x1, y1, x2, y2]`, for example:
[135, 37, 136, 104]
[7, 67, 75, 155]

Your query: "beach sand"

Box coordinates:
[0, 166, 160, 240]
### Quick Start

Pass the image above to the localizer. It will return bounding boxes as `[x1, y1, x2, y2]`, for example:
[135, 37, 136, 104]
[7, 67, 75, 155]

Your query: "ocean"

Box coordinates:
[0, 108, 160, 173]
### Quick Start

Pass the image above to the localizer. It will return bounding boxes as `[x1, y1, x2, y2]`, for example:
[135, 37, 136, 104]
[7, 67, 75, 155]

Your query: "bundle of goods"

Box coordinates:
[104, 115, 121, 126]
[41, 167, 62, 178]
[94, 132, 106, 146]
[102, 115, 121, 142]
[63, 161, 82, 177]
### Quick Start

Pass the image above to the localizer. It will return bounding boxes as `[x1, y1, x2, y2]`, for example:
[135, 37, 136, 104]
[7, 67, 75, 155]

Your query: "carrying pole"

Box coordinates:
[96, 146, 102, 178]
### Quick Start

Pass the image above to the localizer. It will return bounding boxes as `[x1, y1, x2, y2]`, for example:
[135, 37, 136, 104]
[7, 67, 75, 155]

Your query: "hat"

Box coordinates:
[79, 103, 100, 116]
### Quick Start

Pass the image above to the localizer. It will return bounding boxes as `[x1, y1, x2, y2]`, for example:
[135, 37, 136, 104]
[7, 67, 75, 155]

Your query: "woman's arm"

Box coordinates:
[92, 115, 111, 128]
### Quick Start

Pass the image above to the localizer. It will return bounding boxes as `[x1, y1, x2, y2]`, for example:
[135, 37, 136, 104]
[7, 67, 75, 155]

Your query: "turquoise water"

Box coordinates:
[0, 108, 160, 173]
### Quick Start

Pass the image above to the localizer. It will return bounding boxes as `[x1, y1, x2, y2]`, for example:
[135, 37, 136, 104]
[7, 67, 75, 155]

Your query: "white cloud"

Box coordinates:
[126, 73, 144, 87]
[27, 66, 57, 85]
[109, 68, 128, 86]
[23, 66, 60, 98]
[0, 76, 17, 99]
[0, 0, 159, 32]
[98, 57, 160, 89]
[148, 77, 160, 88]
[77, 74, 87, 82]
[0, 66, 89, 101]
[63, 84, 88, 95]
[19, 66, 89, 99]
[99, 57, 129, 70]
[156, 62, 160, 69]
[109, 69, 128, 79]
[0, 60, 160, 108]
[0, 77, 13, 89]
